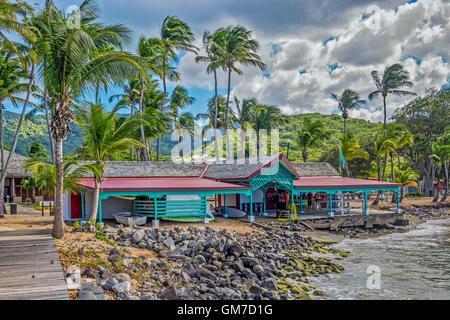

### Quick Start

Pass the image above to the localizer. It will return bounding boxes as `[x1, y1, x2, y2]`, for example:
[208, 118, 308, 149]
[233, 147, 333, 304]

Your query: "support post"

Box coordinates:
[248, 193, 254, 223]
[81, 190, 85, 220]
[364, 192, 369, 216]
[340, 192, 344, 216]
[203, 196, 209, 223]
[98, 194, 102, 222]
[300, 193, 304, 214]
[328, 193, 334, 217]
[224, 194, 228, 218]
[396, 188, 401, 214]
[154, 197, 158, 221]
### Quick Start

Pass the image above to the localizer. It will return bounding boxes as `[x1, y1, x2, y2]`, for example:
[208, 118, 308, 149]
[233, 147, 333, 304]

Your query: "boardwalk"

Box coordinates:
[0, 229, 68, 300]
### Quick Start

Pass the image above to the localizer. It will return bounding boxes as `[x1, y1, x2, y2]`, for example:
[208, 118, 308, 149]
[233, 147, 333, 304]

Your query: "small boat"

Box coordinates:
[214, 206, 247, 218]
[112, 212, 147, 226]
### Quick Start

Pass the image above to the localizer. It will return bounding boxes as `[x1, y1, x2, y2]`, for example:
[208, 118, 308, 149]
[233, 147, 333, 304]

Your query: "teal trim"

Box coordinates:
[249, 163, 295, 191]
[293, 186, 399, 195]
[250, 193, 253, 217]
[364, 192, 368, 215]
[328, 193, 333, 217]
[99, 193, 102, 222]
[203, 196, 208, 219]
[81, 190, 85, 220]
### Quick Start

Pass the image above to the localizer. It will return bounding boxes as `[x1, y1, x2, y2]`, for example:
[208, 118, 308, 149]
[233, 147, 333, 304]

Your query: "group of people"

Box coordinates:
[304, 192, 328, 210]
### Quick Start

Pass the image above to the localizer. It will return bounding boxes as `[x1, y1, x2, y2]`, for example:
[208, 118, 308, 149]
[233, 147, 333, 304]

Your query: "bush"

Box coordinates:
[73, 220, 81, 229]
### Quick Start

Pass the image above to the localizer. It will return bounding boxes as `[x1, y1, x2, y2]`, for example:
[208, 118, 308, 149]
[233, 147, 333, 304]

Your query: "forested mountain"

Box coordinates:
[5, 109, 381, 162]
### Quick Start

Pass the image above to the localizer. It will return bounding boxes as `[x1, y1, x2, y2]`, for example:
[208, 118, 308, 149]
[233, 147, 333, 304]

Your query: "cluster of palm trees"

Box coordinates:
[0, 0, 270, 238]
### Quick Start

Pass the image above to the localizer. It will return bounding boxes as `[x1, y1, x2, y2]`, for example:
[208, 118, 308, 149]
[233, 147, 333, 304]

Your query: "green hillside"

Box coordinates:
[3, 110, 82, 157]
[278, 113, 382, 162]
[3, 110, 381, 162]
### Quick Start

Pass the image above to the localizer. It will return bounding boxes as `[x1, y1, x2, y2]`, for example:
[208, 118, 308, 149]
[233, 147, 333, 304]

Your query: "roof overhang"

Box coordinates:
[294, 176, 402, 190]
[77, 177, 252, 193]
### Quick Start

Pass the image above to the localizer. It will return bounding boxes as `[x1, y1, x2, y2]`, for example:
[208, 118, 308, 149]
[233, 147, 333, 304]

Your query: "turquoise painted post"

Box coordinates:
[396, 188, 401, 214]
[263, 194, 266, 214]
[81, 190, 85, 220]
[204, 196, 208, 219]
[154, 197, 158, 220]
[364, 192, 369, 216]
[300, 193, 304, 214]
[248, 193, 254, 223]
[224, 194, 228, 218]
[328, 193, 334, 217]
[98, 194, 102, 222]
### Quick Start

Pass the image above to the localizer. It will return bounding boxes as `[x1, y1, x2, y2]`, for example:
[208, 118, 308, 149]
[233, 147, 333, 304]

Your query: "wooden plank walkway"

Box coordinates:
[0, 229, 69, 300]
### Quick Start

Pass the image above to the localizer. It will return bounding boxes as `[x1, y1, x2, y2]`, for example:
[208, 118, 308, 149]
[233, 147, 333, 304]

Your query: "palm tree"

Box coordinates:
[195, 30, 226, 161]
[36, 0, 150, 238]
[296, 117, 330, 162]
[331, 89, 366, 134]
[385, 124, 414, 202]
[213, 25, 266, 159]
[21, 176, 37, 203]
[141, 16, 197, 161]
[168, 86, 195, 161]
[396, 169, 419, 202]
[430, 141, 450, 202]
[234, 97, 256, 157]
[249, 104, 285, 159]
[372, 131, 396, 205]
[25, 157, 94, 199]
[368, 63, 416, 130]
[436, 129, 450, 201]
[176, 112, 195, 160]
[0, 0, 36, 65]
[74, 103, 146, 222]
[339, 133, 369, 176]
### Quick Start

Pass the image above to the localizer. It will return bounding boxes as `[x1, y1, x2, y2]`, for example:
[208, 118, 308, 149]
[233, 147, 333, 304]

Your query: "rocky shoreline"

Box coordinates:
[61, 204, 448, 301]
[63, 222, 347, 300]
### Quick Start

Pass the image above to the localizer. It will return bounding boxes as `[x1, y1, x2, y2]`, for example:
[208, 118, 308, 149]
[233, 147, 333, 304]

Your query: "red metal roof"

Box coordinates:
[294, 176, 401, 189]
[78, 177, 252, 192]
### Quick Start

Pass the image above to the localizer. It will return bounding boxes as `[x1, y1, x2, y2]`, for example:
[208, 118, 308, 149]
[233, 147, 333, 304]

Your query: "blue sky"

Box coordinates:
[10, 0, 450, 123]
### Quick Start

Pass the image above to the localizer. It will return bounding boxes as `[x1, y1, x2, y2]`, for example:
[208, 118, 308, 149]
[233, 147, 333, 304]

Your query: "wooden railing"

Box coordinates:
[133, 199, 207, 220]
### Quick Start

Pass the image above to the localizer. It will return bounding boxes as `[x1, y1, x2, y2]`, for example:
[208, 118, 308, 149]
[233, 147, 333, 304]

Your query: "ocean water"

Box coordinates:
[309, 218, 450, 300]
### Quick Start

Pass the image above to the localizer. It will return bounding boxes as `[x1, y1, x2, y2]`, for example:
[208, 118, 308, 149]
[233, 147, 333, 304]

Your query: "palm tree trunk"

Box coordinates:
[0, 105, 3, 217]
[213, 70, 219, 162]
[345, 162, 350, 177]
[225, 68, 231, 161]
[383, 95, 387, 130]
[31, 187, 36, 203]
[372, 158, 382, 206]
[90, 178, 100, 222]
[139, 78, 149, 161]
[302, 149, 308, 162]
[0, 62, 35, 216]
[44, 90, 55, 164]
[441, 161, 448, 202]
[52, 133, 65, 239]
[391, 152, 396, 203]
[156, 76, 167, 162]
[433, 165, 441, 202]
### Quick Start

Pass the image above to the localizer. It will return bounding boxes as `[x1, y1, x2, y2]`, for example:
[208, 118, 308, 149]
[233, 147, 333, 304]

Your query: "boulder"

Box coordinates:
[131, 229, 146, 244]
[194, 255, 207, 265]
[115, 273, 131, 283]
[112, 281, 131, 295]
[248, 284, 264, 295]
[262, 278, 277, 290]
[163, 237, 175, 250]
[228, 244, 242, 257]
[160, 284, 179, 300]
[187, 267, 217, 281]
[103, 278, 119, 291]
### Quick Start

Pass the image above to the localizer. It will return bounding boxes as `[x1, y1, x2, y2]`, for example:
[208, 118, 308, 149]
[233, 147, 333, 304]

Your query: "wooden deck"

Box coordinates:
[0, 229, 69, 300]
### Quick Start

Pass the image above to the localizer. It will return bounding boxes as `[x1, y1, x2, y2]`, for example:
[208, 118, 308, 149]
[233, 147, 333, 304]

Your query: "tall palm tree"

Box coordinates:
[385, 124, 413, 201]
[0, 0, 36, 65]
[176, 112, 195, 160]
[142, 16, 197, 161]
[368, 63, 416, 130]
[296, 117, 330, 162]
[36, 0, 151, 238]
[430, 141, 450, 202]
[331, 89, 366, 134]
[436, 129, 450, 202]
[235, 97, 256, 157]
[372, 130, 396, 205]
[75, 103, 146, 222]
[195, 30, 226, 161]
[168, 85, 195, 161]
[213, 25, 266, 159]
[338, 133, 369, 177]
[249, 104, 285, 159]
